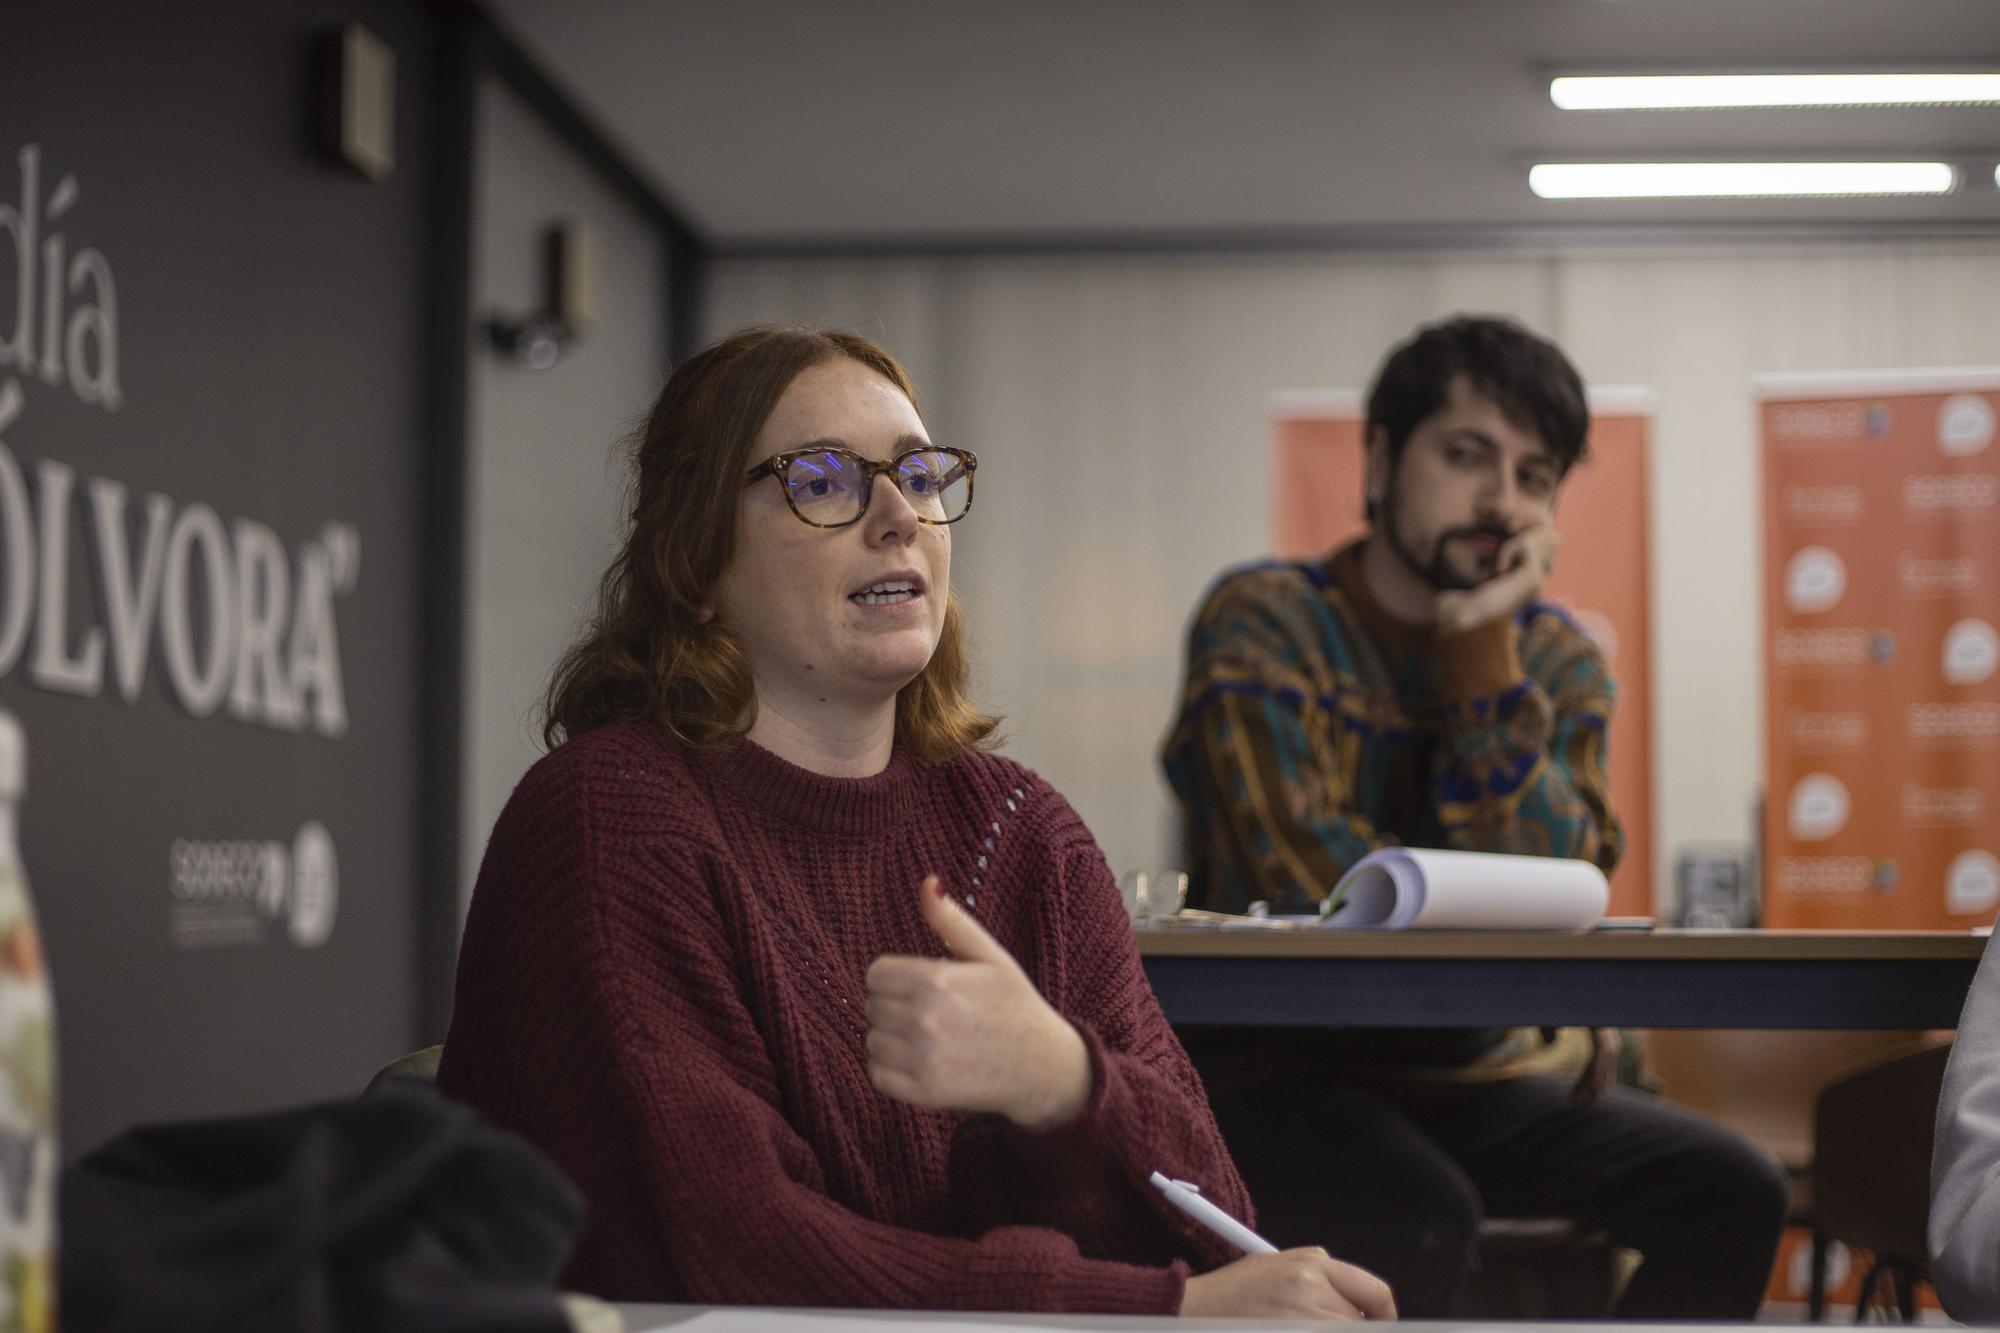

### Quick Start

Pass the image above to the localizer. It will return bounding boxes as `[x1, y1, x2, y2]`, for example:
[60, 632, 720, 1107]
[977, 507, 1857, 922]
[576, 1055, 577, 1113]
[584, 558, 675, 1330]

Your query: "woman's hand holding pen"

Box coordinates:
[864, 875, 1092, 1129]
[868, 878, 1395, 1320]
[1180, 1249, 1397, 1321]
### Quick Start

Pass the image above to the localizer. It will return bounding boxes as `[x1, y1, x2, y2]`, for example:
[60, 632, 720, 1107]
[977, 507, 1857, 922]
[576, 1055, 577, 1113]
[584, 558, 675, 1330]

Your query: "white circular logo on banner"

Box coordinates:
[1785, 547, 1847, 614]
[289, 822, 339, 948]
[1789, 1238, 1852, 1299]
[1947, 850, 2000, 916]
[1788, 774, 1851, 841]
[1574, 609, 1618, 666]
[1944, 619, 2000, 685]
[255, 841, 288, 919]
[1940, 395, 1996, 457]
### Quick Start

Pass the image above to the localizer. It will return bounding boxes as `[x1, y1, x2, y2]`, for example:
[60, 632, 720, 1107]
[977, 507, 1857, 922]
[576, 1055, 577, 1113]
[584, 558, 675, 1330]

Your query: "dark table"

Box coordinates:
[1137, 928, 1988, 1029]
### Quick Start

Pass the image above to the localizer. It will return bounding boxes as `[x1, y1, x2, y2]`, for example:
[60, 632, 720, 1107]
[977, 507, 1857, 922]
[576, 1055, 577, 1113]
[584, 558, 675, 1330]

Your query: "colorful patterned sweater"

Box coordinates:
[438, 722, 1251, 1311]
[1162, 542, 1623, 1072]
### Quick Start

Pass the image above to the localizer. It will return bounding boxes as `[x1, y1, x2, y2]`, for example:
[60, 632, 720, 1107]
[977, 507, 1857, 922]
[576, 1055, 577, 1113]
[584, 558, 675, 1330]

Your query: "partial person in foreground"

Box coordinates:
[437, 324, 1392, 1320]
[1163, 315, 1789, 1317]
[1931, 928, 2000, 1321]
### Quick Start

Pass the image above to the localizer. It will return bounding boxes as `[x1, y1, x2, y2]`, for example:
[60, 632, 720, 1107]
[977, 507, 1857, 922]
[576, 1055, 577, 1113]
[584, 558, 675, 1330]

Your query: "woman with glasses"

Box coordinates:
[437, 325, 1390, 1319]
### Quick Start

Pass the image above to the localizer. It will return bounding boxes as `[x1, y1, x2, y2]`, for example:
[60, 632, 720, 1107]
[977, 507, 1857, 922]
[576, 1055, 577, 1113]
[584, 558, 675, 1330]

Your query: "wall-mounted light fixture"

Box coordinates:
[320, 25, 396, 181]
[486, 220, 598, 371]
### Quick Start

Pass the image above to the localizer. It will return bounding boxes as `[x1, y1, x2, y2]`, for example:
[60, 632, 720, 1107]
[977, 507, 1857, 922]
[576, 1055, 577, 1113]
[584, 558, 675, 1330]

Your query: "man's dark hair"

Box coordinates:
[1364, 316, 1589, 518]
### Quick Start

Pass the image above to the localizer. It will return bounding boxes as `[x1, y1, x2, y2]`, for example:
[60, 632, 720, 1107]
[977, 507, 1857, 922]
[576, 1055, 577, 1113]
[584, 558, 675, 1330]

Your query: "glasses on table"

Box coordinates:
[1118, 869, 1189, 925]
[744, 446, 977, 529]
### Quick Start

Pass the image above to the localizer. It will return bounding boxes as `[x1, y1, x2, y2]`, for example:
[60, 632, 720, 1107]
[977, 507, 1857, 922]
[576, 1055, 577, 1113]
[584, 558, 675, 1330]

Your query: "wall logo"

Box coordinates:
[1943, 618, 1999, 686]
[1899, 553, 1978, 599]
[1903, 783, 1984, 826]
[1909, 701, 2000, 744]
[0, 144, 358, 737]
[1940, 395, 1996, 457]
[1775, 856, 1872, 894]
[1947, 850, 2000, 916]
[0, 145, 117, 412]
[1789, 710, 1868, 750]
[1787, 773, 1851, 841]
[1788, 1239, 1853, 1302]
[1906, 473, 2000, 516]
[167, 821, 339, 950]
[1774, 628, 1871, 669]
[1784, 547, 1846, 614]
[1783, 482, 1865, 526]
[1770, 402, 1867, 446]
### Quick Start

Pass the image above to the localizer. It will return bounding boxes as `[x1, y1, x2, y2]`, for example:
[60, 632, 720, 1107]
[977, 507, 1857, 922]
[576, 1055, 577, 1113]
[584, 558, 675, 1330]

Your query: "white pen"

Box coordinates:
[1149, 1170, 1279, 1255]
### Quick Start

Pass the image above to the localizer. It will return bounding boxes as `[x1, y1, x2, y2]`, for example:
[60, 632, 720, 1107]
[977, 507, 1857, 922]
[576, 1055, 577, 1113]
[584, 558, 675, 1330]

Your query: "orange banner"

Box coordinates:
[1760, 372, 2000, 929]
[1269, 390, 1655, 916]
[1763, 1225, 1940, 1316]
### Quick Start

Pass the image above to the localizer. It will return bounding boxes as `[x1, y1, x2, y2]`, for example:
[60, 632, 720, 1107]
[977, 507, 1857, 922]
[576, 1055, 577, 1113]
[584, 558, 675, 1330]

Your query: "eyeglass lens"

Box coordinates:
[781, 450, 969, 524]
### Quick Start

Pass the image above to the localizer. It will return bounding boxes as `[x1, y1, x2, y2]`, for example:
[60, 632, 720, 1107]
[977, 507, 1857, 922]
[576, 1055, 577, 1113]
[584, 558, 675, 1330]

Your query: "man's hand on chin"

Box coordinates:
[1435, 524, 1560, 635]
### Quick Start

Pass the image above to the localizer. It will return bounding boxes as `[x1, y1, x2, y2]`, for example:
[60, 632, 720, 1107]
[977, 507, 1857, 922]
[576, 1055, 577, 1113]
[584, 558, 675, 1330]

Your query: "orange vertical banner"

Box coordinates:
[1268, 389, 1656, 916]
[1760, 371, 2000, 928]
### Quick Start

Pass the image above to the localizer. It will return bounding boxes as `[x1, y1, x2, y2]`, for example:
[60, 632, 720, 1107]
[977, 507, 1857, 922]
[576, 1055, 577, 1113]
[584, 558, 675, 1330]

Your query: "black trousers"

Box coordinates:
[1206, 1067, 1791, 1319]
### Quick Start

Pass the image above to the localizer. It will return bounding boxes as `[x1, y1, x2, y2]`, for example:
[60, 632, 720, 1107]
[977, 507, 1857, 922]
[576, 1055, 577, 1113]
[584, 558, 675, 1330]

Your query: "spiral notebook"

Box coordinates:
[1317, 848, 1610, 930]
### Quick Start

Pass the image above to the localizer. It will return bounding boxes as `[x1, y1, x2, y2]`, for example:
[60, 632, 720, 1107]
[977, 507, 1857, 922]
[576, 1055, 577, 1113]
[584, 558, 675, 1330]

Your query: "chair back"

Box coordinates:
[366, 1044, 444, 1094]
[1813, 1037, 1952, 1258]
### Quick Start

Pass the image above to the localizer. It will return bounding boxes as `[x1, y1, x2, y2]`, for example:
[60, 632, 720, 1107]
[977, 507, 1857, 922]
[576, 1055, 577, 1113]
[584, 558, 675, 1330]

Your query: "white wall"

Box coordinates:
[462, 77, 665, 903]
[707, 239, 2000, 906]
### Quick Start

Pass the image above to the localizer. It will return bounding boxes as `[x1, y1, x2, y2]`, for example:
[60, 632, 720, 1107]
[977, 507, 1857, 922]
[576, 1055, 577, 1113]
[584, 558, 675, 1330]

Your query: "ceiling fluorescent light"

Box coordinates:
[1528, 162, 1957, 199]
[1552, 73, 2000, 110]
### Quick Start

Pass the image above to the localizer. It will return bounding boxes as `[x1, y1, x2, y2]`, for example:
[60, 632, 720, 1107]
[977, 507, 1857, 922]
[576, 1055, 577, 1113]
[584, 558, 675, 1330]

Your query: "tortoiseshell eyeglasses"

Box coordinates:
[744, 446, 977, 529]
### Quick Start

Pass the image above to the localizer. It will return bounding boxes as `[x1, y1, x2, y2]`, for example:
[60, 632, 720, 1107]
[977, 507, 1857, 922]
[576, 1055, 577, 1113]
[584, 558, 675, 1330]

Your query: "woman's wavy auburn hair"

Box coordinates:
[542, 324, 999, 763]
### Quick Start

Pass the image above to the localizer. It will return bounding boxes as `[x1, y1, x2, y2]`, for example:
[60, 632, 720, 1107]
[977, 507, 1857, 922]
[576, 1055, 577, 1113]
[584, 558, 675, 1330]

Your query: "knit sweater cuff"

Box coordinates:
[1049, 1257, 1190, 1315]
[998, 1024, 1119, 1174]
[1437, 616, 1523, 700]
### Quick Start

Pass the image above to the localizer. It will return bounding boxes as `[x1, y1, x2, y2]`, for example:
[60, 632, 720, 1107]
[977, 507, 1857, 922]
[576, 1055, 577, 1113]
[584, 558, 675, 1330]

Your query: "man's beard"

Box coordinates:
[1381, 481, 1512, 593]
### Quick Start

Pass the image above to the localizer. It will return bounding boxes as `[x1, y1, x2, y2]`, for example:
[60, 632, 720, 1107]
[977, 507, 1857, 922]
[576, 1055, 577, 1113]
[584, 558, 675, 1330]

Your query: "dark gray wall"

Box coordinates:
[1, 0, 432, 1155]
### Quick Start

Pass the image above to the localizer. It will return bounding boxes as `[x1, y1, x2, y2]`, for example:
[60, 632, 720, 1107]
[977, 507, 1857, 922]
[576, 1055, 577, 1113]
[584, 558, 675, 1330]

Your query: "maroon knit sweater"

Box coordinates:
[436, 721, 1252, 1312]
